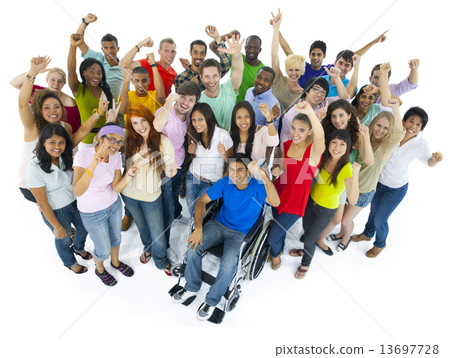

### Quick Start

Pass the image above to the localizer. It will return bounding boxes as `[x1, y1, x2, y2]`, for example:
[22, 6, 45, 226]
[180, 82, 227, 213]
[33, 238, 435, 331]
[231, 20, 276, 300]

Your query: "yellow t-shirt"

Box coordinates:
[121, 90, 162, 124]
[310, 162, 353, 209]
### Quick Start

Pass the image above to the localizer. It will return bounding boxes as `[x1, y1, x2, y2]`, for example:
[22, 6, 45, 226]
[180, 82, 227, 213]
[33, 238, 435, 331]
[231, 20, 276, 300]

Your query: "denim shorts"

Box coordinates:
[355, 190, 376, 208]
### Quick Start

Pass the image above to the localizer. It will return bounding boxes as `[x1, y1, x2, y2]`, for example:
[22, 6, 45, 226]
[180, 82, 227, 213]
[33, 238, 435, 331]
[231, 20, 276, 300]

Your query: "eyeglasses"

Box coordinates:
[104, 136, 124, 147]
[311, 86, 327, 97]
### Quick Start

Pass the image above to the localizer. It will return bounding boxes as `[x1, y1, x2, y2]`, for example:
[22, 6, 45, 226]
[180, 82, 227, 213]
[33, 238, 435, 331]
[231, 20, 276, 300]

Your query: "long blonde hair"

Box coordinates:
[368, 111, 395, 153]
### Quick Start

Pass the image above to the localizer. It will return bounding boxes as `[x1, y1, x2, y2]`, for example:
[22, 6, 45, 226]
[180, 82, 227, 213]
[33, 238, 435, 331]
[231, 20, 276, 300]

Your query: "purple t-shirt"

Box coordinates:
[73, 147, 122, 213]
[298, 62, 333, 88]
[155, 106, 189, 167]
[375, 77, 418, 104]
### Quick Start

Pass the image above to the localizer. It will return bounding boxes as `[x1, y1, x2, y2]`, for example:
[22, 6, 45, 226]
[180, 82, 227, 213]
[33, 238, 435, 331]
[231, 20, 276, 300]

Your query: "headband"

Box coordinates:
[98, 125, 124, 138]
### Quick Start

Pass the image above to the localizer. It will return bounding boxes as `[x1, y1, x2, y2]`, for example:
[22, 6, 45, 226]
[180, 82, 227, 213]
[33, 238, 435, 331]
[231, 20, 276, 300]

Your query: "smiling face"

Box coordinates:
[132, 73, 150, 96]
[131, 116, 150, 140]
[290, 119, 312, 144]
[245, 38, 262, 62]
[200, 66, 220, 96]
[190, 44, 207, 68]
[309, 48, 325, 70]
[229, 161, 249, 186]
[83, 63, 102, 87]
[403, 115, 423, 140]
[358, 92, 376, 110]
[287, 67, 302, 82]
[235, 107, 251, 132]
[335, 57, 353, 77]
[159, 42, 176, 67]
[331, 108, 351, 130]
[372, 117, 390, 140]
[44, 134, 66, 160]
[101, 40, 119, 65]
[329, 138, 348, 159]
[46, 72, 65, 93]
[305, 85, 327, 107]
[254, 69, 274, 95]
[41, 97, 63, 123]
[101, 133, 123, 155]
[191, 110, 207, 134]
[175, 94, 197, 116]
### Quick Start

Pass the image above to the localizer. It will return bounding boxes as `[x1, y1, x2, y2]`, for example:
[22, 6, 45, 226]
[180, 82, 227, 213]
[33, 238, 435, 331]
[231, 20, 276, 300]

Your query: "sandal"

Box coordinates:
[336, 240, 350, 252]
[163, 263, 172, 277]
[95, 268, 117, 286]
[326, 234, 341, 242]
[266, 251, 283, 263]
[140, 251, 152, 264]
[289, 249, 304, 257]
[294, 266, 308, 279]
[73, 248, 93, 260]
[271, 255, 281, 270]
[68, 264, 88, 274]
[111, 261, 134, 277]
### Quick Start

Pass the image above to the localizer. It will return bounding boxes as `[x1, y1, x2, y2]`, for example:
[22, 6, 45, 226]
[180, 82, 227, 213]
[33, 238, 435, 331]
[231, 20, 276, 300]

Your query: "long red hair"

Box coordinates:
[125, 104, 162, 176]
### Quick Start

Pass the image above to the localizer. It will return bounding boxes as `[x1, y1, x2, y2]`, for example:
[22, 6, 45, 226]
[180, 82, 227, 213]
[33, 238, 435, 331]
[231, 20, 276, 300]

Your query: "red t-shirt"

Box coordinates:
[274, 141, 320, 216]
[138, 59, 177, 98]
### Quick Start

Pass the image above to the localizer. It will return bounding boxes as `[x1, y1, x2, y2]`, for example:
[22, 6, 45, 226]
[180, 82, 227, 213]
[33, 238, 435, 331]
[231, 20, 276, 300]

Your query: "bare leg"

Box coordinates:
[94, 257, 105, 273]
[110, 246, 120, 267]
[339, 204, 364, 246]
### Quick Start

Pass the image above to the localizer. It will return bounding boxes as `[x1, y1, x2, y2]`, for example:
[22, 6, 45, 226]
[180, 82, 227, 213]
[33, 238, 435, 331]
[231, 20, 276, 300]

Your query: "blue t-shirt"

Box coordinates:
[298, 62, 333, 88]
[323, 75, 357, 98]
[206, 177, 267, 234]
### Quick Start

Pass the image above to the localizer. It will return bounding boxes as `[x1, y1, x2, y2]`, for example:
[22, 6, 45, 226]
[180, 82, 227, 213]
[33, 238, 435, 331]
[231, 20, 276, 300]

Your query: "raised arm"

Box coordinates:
[346, 54, 361, 98]
[428, 152, 443, 168]
[118, 69, 131, 114]
[356, 121, 374, 166]
[208, 29, 240, 56]
[67, 34, 83, 96]
[345, 162, 361, 205]
[10, 59, 50, 90]
[379, 62, 393, 106]
[206, 25, 232, 77]
[147, 53, 165, 105]
[76, 13, 97, 55]
[119, 37, 154, 70]
[248, 161, 280, 207]
[218, 34, 245, 92]
[154, 92, 179, 132]
[271, 9, 283, 79]
[279, 31, 293, 56]
[294, 102, 325, 166]
[384, 98, 403, 132]
[408, 58, 420, 84]
[324, 67, 350, 100]
[19, 56, 51, 137]
[354, 30, 388, 57]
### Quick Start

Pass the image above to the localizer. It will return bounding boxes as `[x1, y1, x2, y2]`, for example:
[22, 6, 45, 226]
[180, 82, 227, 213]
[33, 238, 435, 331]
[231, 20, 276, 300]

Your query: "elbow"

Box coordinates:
[348, 197, 357, 206]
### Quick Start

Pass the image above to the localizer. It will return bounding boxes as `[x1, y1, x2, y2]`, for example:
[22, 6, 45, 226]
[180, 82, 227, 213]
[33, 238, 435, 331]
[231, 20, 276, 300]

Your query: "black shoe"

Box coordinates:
[300, 234, 305, 243]
[316, 243, 333, 256]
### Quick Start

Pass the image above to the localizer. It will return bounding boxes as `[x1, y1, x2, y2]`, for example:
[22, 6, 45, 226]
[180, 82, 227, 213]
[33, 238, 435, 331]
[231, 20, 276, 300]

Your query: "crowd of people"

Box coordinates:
[15, 9, 443, 322]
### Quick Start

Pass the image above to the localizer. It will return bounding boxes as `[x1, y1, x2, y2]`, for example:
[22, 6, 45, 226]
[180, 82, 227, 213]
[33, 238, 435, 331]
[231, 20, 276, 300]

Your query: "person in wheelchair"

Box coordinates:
[171, 153, 280, 320]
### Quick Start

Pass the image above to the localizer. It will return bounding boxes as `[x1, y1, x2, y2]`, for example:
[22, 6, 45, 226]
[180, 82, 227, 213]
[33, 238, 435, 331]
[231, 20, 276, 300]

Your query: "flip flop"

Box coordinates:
[294, 266, 308, 279]
[289, 249, 304, 257]
[73, 248, 93, 260]
[163, 263, 172, 276]
[140, 251, 152, 264]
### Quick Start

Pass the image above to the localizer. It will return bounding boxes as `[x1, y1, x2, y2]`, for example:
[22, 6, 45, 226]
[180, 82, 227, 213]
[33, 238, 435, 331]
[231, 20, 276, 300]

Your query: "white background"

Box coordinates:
[1, 0, 449, 357]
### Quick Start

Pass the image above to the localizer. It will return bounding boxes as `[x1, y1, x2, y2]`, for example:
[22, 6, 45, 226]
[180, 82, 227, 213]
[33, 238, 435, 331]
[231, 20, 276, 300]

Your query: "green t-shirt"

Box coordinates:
[232, 54, 265, 103]
[310, 162, 353, 209]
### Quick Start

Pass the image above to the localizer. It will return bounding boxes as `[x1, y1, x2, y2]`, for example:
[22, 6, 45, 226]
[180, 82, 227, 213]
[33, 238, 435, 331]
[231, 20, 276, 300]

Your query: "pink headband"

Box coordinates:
[98, 125, 124, 138]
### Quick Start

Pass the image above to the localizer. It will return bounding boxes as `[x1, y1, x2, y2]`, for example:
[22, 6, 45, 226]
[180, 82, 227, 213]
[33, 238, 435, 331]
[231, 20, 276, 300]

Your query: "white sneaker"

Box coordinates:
[196, 302, 214, 321]
[171, 287, 196, 304]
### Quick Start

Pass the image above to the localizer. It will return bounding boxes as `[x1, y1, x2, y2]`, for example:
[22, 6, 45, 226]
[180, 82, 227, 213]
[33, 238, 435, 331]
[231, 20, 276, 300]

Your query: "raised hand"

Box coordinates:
[106, 99, 120, 123]
[385, 98, 399, 109]
[179, 58, 190, 70]
[146, 52, 156, 64]
[71, 33, 83, 47]
[30, 56, 51, 74]
[165, 162, 181, 178]
[188, 140, 197, 154]
[259, 103, 272, 120]
[431, 152, 443, 163]
[217, 140, 226, 156]
[374, 30, 388, 43]
[379, 62, 392, 75]
[324, 66, 341, 79]
[294, 101, 313, 114]
[138, 37, 154, 49]
[351, 161, 361, 174]
[363, 84, 379, 94]
[97, 96, 109, 116]
[83, 13, 97, 24]
[317, 100, 329, 121]
[247, 160, 262, 177]
[217, 34, 245, 56]
[270, 8, 282, 27]
[166, 92, 180, 105]
[205, 25, 220, 39]
[408, 58, 420, 69]
[352, 54, 361, 68]
[271, 103, 280, 119]
[222, 30, 240, 43]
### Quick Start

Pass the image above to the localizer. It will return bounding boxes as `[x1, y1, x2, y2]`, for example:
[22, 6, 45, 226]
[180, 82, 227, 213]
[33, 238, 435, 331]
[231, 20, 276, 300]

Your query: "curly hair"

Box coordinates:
[34, 124, 73, 174]
[30, 89, 66, 133]
[125, 104, 162, 176]
[230, 101, 256, 157]
[322, 99, 359, 147]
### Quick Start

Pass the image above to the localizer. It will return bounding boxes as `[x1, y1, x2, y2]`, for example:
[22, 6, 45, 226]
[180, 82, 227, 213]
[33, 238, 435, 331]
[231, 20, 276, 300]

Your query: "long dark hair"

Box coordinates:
[187, 102, 216, 149]
[230, 101, 256, 157]
[320, 129, 351, 187]
[34, 124, 73, 173]
[79, 58, 113, 108]
[31, 89, 67, 133]
[322, 99, 359, 147]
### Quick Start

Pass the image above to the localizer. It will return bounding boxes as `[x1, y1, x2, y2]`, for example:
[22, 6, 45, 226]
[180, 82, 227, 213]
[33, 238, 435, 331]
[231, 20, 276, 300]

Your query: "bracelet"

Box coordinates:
[82, 18, 88, 25]
[53, 225, 63, 234]
[135, 45, 140, 52]
[26, 73, 36, 84]
[150, 63, 158, 68]
[86, 168, 93, 178]
[127, 172, 135, 177]
[266, 119, 274, 124]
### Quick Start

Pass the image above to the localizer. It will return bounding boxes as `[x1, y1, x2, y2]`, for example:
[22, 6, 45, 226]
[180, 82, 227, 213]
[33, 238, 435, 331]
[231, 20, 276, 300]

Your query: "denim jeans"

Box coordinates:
[184, 219, 245, 306]
[355, 190, 376, 208]
[302, 197, 337, 266]
[363, 182, 408, 249]
[267, 207, 300, 257]
[121, 194, 168, 269]
[80, 197, 122, 261]
[41, 200, 88, 268]
[185, 170, 214, 219]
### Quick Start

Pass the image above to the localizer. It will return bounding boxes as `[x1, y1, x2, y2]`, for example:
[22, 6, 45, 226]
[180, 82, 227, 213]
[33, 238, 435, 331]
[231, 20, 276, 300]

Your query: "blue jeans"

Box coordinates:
[185, 170, 213, 218]
[355, 190, 376, 208]
[42, 200, 88, 268]
[80, 197, 122, 261]
[121, 194, 168, 269]
[363, 182, 408, 249]
[184, 219, 245, 306]
[267, 207, 300, 257]
[161, 162, 185, 246]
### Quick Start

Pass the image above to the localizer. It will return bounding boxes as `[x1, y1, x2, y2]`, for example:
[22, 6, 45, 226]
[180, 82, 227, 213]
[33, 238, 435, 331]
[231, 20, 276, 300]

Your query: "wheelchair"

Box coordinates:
[169, 199, 274, 324]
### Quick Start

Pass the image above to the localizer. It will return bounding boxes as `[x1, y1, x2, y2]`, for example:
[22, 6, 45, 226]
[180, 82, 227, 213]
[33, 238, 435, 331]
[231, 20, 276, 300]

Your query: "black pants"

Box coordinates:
[301, 197, 337, 266]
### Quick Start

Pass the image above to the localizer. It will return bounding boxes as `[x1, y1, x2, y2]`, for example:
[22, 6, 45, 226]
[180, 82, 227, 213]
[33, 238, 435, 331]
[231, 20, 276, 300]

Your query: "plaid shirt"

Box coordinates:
[174, 42, 231, 91]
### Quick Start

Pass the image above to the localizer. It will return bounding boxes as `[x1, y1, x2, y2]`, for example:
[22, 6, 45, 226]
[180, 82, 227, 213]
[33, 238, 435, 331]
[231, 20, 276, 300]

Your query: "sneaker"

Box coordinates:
[95, 268, 117, 286]
[196, 302, 214, 321]
[171, 288, 197, 304]
[121, 215, 133, 231]
[111, 261, 134, 277]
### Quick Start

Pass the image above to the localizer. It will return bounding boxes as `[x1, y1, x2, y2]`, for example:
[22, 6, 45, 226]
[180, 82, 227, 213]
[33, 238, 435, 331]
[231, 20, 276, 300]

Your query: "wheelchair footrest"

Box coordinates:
[207, 307, 225, 324]
[168, 284, 183, 296]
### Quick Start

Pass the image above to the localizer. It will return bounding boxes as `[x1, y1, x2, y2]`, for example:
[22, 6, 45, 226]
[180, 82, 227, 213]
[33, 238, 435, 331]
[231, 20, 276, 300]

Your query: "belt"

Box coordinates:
[193, 172, 213, 184]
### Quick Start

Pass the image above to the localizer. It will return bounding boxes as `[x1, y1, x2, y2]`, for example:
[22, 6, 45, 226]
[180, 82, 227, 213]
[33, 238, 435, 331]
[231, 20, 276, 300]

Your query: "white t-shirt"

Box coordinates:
[189, 126, 233, 181]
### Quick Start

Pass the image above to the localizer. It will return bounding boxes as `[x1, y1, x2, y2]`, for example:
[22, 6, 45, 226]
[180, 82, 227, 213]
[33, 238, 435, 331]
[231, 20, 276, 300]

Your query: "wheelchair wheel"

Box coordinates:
[247, 220, 273, 280]
[171, 263, 184, 277]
